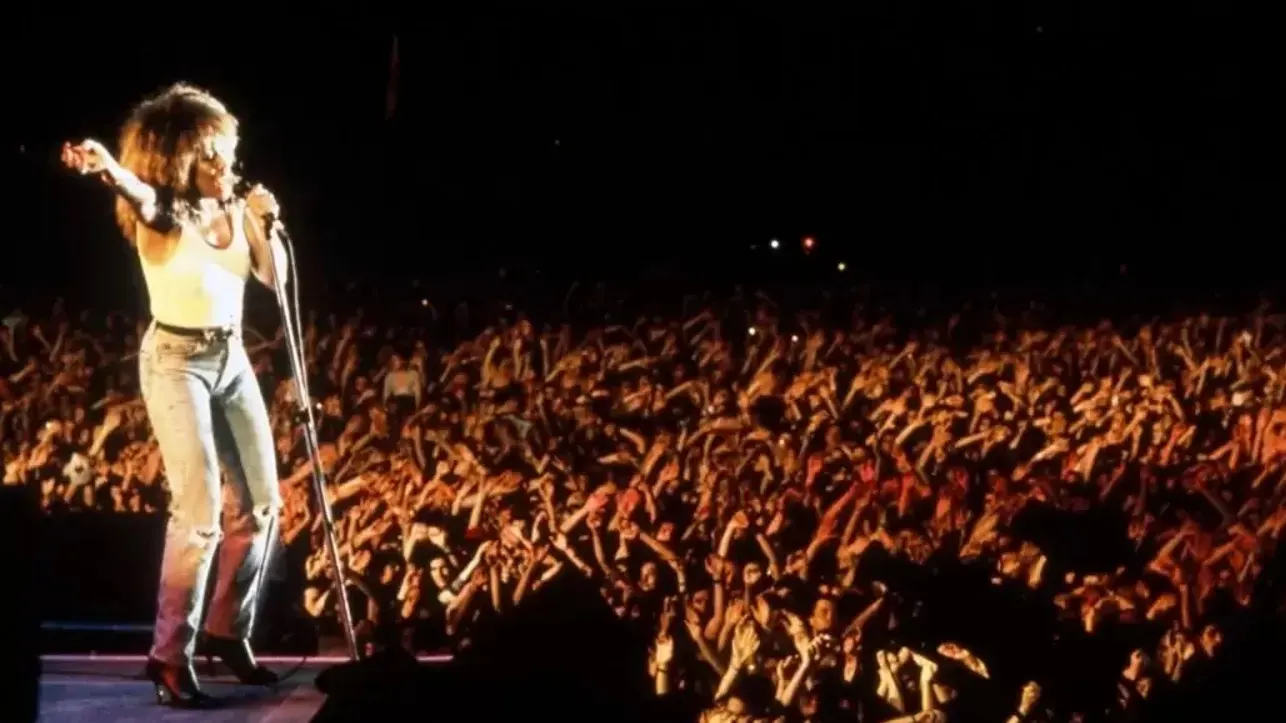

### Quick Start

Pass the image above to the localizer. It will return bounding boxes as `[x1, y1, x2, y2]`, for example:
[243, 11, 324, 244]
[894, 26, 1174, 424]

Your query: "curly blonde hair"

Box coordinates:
[113, 83, 239, 245]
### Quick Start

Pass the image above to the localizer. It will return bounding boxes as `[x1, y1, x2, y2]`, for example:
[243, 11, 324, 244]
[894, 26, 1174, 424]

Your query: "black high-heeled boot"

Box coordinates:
[201, 634, 280, 686]
[144, 657, 217, 708]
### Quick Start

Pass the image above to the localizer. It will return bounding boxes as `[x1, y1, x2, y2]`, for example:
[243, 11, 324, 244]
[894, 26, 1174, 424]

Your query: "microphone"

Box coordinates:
[232, 177, 285, 236]
[258, 211, 287, 241]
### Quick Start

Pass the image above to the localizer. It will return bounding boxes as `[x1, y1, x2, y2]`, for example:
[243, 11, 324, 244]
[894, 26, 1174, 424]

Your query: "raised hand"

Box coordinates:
[61, 139, 115, 175]
[244, 184, 281, 221]
[857, 460, 878, 485]
[730, 619, 761, 666]
[728, 510, 751, 530]
[619, 520, 641, 542]
[659, 596, 678, 632]
[653, 633, 675, 667]
[783, 612, 811, 654]
[806, 453, 824, 481]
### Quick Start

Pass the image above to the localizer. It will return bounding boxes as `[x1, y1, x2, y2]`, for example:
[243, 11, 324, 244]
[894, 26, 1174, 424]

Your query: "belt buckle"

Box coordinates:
[203, 327, 233, 342]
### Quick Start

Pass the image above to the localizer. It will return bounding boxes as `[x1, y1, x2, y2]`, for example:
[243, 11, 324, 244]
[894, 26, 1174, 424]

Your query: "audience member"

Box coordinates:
[5, 285, 1285, 721]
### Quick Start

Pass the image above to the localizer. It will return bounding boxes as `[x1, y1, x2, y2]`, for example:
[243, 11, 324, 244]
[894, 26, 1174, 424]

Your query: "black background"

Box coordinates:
[4, 5, 1281, 311]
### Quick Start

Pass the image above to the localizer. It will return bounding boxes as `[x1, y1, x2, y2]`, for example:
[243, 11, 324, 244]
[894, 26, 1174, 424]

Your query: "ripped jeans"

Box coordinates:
[139, 323, 281, 666]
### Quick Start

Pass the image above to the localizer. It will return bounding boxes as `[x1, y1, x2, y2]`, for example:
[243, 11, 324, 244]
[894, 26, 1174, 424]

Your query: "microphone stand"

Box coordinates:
[262, 214, 360, 661]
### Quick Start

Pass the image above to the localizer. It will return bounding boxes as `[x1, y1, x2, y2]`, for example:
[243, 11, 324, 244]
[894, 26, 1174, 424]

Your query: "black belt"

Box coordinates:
[154, 321, 236, 340]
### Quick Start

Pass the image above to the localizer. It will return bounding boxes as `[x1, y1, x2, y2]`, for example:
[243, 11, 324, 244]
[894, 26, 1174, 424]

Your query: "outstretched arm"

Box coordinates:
[62, 140, 163, 225]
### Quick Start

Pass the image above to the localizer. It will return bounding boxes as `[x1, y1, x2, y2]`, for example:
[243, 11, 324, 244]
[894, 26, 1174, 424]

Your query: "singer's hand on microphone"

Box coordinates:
[245, 184, 280, 222]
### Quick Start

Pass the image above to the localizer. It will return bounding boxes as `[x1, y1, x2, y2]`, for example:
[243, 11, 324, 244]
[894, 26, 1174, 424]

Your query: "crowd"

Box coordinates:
[4, 285, 1286, 722]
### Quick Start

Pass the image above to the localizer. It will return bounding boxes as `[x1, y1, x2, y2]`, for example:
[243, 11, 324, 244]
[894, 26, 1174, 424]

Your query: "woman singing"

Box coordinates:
[62, 83, 285, 708]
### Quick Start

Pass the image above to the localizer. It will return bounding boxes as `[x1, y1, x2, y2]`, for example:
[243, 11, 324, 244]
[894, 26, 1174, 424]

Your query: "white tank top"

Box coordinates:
[138, 202, 252, 328]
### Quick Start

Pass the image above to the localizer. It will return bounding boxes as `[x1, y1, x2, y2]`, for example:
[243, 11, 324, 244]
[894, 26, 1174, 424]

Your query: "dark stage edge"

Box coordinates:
[37, 654, 453, 723]
[39, 657, 326, 723]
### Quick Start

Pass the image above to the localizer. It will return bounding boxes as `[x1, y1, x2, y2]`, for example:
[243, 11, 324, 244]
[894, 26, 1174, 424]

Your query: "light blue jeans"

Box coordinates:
[139, 323, 281, 666]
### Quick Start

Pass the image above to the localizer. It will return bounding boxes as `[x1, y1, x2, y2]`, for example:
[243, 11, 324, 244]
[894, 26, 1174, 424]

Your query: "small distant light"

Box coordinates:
[420, 299, 429, 307]
[748, 327, 757, 336]
[837, 261, 847, 272]
[802, 236, 816, 251]
[769, 239, 780, 249]
[791, 334, 800, 343]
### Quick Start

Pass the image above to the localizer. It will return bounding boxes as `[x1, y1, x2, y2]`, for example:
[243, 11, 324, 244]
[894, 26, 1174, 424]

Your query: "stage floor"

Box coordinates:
[38, 653, 453, 722]
[39, 655, 382, 723]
